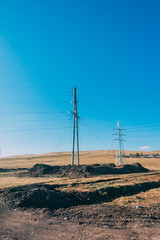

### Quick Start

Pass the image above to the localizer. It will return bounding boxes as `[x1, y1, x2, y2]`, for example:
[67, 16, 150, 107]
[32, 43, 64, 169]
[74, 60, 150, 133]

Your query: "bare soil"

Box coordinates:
[27, 162, 149, 178]
[0, 168, 27, 173]
[1, 180, 160, 210]
[0, 198, 159, 240]
[0, 162, 159, 240]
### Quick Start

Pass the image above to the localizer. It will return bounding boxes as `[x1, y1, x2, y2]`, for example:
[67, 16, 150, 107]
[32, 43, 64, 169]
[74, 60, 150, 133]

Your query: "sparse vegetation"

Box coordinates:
[0, 150, 160, 240]
[0, 150, 159, 204]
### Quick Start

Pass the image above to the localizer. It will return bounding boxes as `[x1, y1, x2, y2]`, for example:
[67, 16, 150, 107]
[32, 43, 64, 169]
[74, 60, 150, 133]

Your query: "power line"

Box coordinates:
[0, 111, 65, 115]
[125, 122, 160, 129]
[0, 127, 72, 133]
[127, 138, 160, 141]
[55, 127, 67, 150]
[0, 119, 70, 123]
[127, 130, 160, 135]
[0, 85, 40, 88]
[0, 101, 71, 105]
[126, 126, 160, 132]
[0, 102, 44, 105]
[81, 119, 108, 148]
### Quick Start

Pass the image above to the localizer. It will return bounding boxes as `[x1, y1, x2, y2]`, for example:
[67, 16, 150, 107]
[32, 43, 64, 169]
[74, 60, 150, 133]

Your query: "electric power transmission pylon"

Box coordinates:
[71, 87, 80, 166]
[114, 121, 126, 166]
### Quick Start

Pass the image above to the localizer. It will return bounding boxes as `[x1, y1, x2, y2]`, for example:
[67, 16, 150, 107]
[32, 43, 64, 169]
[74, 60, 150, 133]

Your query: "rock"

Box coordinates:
[136, 205, 141, 209]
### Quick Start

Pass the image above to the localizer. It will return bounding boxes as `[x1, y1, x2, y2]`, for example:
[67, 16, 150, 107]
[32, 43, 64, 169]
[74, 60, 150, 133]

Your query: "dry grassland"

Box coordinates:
[108, 187, 160, 207]
[0, 150, 160, 169]
[0, 150, 160, 208]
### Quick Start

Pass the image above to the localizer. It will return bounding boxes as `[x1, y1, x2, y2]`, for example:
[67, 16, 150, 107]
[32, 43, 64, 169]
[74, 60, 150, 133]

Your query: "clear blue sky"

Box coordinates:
[0, 0, 160, 156]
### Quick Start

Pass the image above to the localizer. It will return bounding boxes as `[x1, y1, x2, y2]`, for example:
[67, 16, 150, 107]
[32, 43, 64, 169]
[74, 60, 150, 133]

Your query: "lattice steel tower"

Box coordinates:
[114, 121, 126, 166]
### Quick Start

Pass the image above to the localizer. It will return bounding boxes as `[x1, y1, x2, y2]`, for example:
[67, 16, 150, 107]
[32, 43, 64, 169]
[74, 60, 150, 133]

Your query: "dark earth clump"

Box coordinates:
[1, 180, 159, 210]
[0, 168, 27, 173]
[28, 162, 149, 178]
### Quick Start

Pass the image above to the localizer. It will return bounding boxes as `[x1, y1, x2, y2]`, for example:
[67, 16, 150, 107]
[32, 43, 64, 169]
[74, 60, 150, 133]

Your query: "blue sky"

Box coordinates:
[0, 0, 160, 156]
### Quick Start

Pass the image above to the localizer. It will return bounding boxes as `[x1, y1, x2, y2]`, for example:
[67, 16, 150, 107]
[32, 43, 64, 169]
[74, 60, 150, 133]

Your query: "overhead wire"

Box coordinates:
[0, 119, 70, 123]
[0, 85, 40, 88]
[0, 101, 72, 105]
[127, 130, 160, 135]
[80, 119, 108, 148]
[0, 127, 72, 133]
[0, 87, 160, 148]
[126, 127, 160, 132]
[0, 111, 65, 115]
[55, 127, 68, 150]
[126, 138, 160, 142]
[125, 122, 160, 129]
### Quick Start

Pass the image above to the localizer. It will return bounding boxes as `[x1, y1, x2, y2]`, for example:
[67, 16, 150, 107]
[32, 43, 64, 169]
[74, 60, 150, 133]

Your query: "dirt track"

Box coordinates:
[0, 198, 160, 240]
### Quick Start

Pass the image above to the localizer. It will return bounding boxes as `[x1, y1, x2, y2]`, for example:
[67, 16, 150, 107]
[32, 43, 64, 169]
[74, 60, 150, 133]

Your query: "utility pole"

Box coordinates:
[114, 121, 126, 166]
[72, 87, 79, 166]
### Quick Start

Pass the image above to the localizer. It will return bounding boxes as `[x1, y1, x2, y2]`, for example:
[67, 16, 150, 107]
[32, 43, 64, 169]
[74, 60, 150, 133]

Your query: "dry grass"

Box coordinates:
[0, 176, 51, 189]
[57, 171, 160, 192]
[107, 188, 160, 207]
[0, 150, 160, 170]
[0, 169, 159, 192]
[0, 150, 160, 207]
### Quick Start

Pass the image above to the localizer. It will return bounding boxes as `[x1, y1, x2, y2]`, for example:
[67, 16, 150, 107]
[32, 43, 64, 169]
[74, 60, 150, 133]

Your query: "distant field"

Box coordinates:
[0, 150, 160, 203]
[0, 150, 160, 170]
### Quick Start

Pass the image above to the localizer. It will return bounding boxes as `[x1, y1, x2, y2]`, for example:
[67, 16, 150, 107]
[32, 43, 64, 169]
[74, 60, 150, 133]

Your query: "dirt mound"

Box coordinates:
[1, 184, 71, 209]
[0, 168, 10, 173]
[0, 168, 27, 173]
[121, 163, 149, 173]
[28, 163, 149, 178]
[28, 164, 92, 178]
[1, 180, 160, 210]
[29, 164, 60, 175]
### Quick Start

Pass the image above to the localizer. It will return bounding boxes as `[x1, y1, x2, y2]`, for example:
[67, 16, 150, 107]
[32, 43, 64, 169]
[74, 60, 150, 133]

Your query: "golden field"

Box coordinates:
[0, 150, 160, 170]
